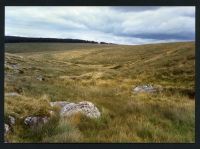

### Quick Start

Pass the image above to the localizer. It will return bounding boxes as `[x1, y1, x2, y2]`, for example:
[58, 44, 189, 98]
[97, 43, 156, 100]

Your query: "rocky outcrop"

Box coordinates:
[24, 116, 50, 127]
[50, 101, 101, 119]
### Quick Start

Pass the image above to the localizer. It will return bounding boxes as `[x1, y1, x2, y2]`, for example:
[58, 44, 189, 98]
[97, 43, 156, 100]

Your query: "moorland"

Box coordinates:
[4, 41, 195, 143]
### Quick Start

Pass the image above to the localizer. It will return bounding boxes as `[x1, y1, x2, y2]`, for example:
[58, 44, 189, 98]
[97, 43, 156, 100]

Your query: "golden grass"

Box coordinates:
[4, 42, 195, 143]
[5, 94, 52, 120]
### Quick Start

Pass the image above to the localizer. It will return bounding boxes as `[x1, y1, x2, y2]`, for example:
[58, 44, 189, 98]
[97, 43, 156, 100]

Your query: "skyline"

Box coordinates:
[5, 6, 195, 45]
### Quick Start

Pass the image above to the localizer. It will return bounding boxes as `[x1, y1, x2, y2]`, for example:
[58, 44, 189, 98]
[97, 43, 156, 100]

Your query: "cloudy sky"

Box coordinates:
[5, 6, 195, 45]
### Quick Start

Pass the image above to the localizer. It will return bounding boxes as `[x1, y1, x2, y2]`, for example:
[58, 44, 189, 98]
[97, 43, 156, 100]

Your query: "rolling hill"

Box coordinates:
[4, 41, 195, 143]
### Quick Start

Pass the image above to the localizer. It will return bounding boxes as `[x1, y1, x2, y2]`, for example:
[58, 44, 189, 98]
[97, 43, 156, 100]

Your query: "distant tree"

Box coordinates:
[5, 36, 100, 44]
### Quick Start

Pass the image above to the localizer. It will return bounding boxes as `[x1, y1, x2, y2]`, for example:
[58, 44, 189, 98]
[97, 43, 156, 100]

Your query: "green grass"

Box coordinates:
[5, 42, 195, 143]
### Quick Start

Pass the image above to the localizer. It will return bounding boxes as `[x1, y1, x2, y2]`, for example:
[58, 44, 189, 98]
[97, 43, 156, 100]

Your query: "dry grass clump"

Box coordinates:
[42, 119, 83, 143]
[5, 94, 52, 121]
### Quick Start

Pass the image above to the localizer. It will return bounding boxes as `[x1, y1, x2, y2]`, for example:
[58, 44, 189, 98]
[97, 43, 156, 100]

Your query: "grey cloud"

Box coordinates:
[5, 6, 195, 45]
[111, 6, 161, 12]
[116, 32, 195, 40]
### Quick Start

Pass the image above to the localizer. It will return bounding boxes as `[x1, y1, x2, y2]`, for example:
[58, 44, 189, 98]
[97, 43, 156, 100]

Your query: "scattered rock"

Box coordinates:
[5, 63, 19, 70]
[133, 84, 161, 93]
[5, 92, 21, 97]
[5, 62, 24, 74]
[8, 116, 15, 126]
[36, 75, 45, 81]
[24, 116, 50, 127]
[4, 124, 10, 135]
[12, 64, 18, 69]
[51, 101, 101, 119]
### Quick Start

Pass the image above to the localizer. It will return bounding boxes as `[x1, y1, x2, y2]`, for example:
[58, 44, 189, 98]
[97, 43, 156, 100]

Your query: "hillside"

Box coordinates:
[4, 42, 195, 143]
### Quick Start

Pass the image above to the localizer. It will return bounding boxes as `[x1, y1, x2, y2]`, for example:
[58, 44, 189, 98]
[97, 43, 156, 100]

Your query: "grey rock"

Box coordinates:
[8, 116, 15, 126]
[4, 124, 10, 135]
[24, 116, 49, 127]
[5, 92, 20, 97]
[5, 63, 24, 74]
[5, 63, 18, 70]
[50, 101, 101, 119]
[36, 75, 45, 81]
[12, 64, 18, 69]
[133, 84, 159, 93]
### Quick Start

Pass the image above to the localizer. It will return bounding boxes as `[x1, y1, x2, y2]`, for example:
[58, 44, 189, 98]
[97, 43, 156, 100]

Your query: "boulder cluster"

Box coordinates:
[4, 101, 101, 140]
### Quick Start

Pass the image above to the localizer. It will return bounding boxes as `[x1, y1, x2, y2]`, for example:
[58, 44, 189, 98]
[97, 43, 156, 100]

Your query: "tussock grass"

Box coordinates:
[42, 119, 82, 143]
[5, 95, 52, 120]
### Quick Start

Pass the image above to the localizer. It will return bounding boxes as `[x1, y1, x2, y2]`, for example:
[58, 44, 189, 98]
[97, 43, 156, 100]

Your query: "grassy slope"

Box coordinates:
[5, 42, 195, 143]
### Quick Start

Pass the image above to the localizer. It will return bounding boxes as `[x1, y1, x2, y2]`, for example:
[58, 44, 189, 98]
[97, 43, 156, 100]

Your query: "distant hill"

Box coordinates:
[5, 36, 111, 44]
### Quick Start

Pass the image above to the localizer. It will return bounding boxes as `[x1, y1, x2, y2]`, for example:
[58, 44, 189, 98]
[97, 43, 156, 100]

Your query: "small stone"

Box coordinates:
[24, 116, 49, 127]
[4, 124, 10, 135]
[36, 75, 45, 81]
[5, 92, 20, 97]
[8, 116, 15, 126]
[12, 64, 18, 69]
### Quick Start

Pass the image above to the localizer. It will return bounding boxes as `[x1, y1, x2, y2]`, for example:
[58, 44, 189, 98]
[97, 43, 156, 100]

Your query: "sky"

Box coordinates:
[5, 6, 195, 45]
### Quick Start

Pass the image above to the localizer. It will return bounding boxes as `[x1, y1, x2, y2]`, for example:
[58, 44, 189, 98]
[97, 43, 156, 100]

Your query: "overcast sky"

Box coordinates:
[5, 6, 195, 45]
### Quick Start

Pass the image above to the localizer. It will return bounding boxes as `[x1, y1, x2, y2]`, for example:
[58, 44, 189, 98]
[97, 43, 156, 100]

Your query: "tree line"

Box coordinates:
[5, 36, 111, 44]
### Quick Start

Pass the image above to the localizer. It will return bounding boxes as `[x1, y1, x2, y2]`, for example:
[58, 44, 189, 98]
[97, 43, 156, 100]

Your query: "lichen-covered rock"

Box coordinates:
[133, 84, 161, 93]
[24, 116, 49, 127]
[50, 101, 101, 119]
